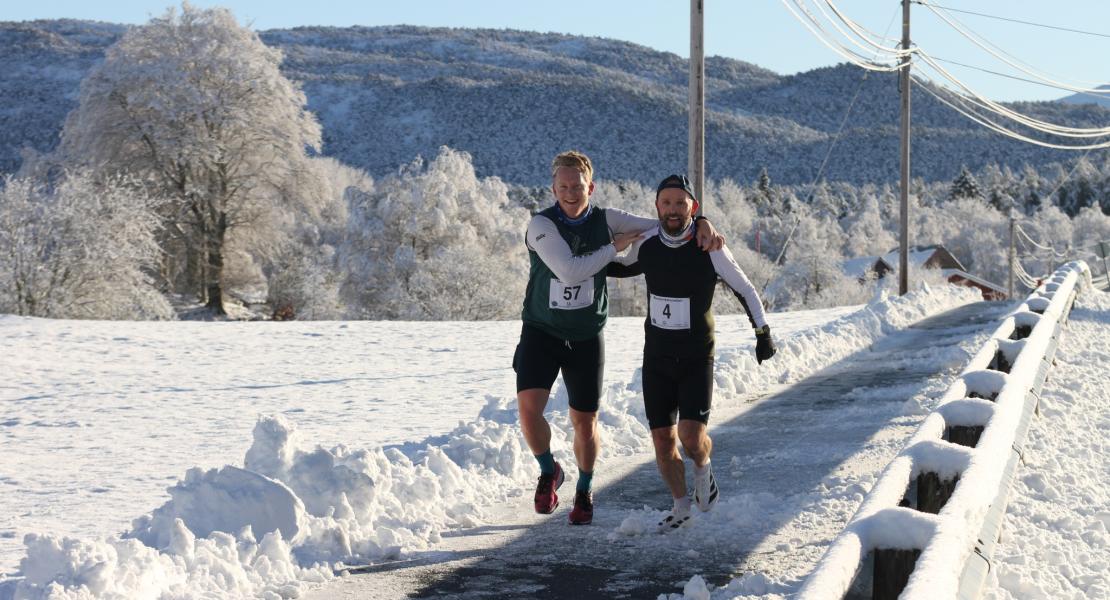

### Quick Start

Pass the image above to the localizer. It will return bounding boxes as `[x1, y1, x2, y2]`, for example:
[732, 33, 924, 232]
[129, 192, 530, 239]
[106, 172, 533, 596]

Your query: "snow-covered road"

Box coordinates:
[305, 301, 1010, 599]
[3, 282, 1106, 599]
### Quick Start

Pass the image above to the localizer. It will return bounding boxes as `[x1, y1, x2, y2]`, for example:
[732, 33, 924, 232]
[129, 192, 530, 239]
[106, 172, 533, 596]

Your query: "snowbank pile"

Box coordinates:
[2, 283, 977, 599]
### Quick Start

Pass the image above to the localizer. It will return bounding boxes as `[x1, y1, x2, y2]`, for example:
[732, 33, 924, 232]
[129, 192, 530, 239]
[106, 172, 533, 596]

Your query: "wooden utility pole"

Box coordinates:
[689, 0, 705, 215]
[898, 0, 911, 295]
[1008, 202, 1016, 299]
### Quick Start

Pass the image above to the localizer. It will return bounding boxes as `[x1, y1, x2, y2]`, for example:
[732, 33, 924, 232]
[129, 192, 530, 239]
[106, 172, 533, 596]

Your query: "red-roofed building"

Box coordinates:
[843, 245, 1008, 300]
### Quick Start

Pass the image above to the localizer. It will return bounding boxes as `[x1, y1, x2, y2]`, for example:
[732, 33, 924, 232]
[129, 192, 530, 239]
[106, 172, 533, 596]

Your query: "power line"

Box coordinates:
[779, 0, 907, 72]
[916, 51, 1110, 138]
[918, 2, 1110, 96]
[912, 76, 1110, 150]
[911, 1, 1110, 40]
[928, 55, 1110, 104]
[783, 0, 1110, 149]
[926, 55, 1083, 93]
[804, 6, 901, 197]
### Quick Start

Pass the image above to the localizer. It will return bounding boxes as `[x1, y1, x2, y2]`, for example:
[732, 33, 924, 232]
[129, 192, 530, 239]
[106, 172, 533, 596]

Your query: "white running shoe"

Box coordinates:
[656, 502, 692, 533]
[694, 467, 720, 512]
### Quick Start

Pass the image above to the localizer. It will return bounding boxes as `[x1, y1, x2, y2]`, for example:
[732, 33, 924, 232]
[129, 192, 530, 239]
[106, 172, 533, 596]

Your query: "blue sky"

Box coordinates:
[5, 1, 1110, 102]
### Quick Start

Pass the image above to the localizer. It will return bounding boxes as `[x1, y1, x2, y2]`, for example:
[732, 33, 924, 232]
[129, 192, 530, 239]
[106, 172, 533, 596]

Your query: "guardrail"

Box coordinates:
[797, 260, 1093, 600]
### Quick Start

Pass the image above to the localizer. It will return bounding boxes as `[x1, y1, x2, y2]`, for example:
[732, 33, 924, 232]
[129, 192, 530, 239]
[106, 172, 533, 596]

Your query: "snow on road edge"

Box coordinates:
[1, 284, 977, 600]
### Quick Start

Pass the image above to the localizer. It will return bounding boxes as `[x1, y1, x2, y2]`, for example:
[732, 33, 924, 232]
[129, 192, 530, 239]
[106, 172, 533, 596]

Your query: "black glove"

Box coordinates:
[755, 326, 776, 364]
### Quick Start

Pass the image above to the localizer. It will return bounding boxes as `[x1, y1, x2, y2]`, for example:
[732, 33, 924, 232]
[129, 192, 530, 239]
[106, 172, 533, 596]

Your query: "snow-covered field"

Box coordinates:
[984, 289, 1110, 600]
[1, 283, 1106, 599]
[0, 301, 857, 583]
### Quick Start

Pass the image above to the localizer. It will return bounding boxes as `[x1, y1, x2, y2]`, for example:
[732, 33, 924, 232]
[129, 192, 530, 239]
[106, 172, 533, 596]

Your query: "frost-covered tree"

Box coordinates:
[764, 210, 854, 309]
[58, 3, 322, 315]
[841, 193, 896, 258]
[0, 171, 171, 319]
[949, 166, 983, 202]
[343, 147, 530, 320]
[262, 157, 370, 319]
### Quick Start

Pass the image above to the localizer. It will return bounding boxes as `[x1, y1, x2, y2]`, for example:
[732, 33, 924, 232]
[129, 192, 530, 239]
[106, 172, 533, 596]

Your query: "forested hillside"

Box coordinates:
[2, 13, 1108, 323]
[3, 20, 1108, 186]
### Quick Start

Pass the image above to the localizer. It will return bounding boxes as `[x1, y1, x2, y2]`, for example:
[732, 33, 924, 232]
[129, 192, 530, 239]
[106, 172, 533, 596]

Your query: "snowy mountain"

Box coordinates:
[3, 20, 1110, 186]
[1058, 84, 1110, 108]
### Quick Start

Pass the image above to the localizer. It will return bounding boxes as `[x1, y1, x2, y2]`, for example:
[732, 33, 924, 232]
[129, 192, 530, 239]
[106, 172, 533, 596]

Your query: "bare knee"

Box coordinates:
[677, 421, 709, 460]
[651, 427, 679, 460]
[517, 389, 548, 420]
[570, 409, 598, 440]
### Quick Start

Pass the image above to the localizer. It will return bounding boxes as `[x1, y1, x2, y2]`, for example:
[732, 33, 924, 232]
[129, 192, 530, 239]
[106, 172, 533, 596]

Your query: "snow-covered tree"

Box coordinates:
[764, 210, 855, 309]
[757, 167, 773, 197]
[949, 166, 983, 202]
[841, 193, 896, 258]
[342, 147, 530, 320]
[57, 3, 322, 315]
[0, 171, 171, 319]
[254, 157, 370, 320]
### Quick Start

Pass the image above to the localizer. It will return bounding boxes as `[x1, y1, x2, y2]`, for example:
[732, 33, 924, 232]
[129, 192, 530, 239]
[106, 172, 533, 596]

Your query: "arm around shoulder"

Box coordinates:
[527, 214, 617, 282]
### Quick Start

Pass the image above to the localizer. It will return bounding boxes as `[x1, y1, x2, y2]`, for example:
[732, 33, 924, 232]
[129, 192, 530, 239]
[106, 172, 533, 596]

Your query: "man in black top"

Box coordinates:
[611, 174, 776, 532]
[515, 153, 724, 526]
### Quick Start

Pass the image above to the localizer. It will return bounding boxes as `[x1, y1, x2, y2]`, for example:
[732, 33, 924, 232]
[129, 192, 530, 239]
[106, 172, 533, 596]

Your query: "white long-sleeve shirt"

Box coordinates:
[525, 207, 656, 282]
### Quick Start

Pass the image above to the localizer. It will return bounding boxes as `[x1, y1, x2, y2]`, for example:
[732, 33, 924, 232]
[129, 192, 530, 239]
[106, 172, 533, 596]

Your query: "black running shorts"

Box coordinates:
[642, 353, 714, 429]
[513, 324, 604, 412]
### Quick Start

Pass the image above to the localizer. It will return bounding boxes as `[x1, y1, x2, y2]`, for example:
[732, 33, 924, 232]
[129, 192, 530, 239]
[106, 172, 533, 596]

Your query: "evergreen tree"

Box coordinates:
[756, 167, 775, 213]
[949, 166, 983, 202]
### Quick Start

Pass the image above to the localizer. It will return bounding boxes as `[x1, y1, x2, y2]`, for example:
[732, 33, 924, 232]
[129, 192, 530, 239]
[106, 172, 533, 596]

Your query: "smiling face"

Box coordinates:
[655, 187, 695, 236]
[551, 166, 594, 219]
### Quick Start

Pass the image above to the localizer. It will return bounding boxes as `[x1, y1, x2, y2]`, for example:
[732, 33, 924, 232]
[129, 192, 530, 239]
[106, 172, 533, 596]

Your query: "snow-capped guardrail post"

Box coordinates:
[796, 261, 1092, 600]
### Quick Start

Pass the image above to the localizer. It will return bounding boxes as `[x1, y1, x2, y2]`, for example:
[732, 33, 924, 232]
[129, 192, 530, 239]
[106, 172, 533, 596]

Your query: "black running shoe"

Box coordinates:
[534, 462, 565, 514]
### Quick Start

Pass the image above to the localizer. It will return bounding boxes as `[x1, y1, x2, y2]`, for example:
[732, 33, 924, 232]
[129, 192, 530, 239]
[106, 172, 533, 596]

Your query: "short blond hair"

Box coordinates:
[551, 150, 594, 182]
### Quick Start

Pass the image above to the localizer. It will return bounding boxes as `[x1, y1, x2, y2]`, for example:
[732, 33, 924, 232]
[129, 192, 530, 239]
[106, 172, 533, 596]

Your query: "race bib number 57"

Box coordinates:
[650, 294, 691, 330]
[549, 277, 594, 310]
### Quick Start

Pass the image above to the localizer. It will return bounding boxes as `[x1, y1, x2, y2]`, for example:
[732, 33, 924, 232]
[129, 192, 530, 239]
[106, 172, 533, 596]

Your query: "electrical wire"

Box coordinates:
[912, 1, 1110, 40]
[781, 0, 1110, 151]
[818, 0, 910, 57]
[803, 6, 901, 202]
[1040, 147, 1100, 203]
[917, 1, 1110, 96]
[916, 51, 1110, 138]
[926, 55, 1097, 95]
[1014, 261, 1039, 285]
[779, 0, 906, 72]
[1016, 223, 1070, 257]
[1014, 259, 1043, 286]
[916, 1, 1108, 90]
[912, 78, 1110, 150]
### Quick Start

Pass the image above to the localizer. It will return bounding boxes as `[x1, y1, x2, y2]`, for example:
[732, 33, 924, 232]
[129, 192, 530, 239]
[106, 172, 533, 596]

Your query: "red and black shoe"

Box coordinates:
[534, 462, 565, 514]
[568, 490, 593, 525]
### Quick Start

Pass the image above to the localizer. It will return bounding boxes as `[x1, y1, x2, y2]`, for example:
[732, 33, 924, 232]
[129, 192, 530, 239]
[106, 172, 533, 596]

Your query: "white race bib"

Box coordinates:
[649, 294, 691, 330]
[549, 277, 594, 310]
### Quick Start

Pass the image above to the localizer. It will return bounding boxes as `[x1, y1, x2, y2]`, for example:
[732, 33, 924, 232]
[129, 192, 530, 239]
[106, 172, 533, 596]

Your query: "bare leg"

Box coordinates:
[569, 408, 599, 473]
[678, 420, 712, 467]
[517, 388, 551, 455]
[651, 426, 687, 499]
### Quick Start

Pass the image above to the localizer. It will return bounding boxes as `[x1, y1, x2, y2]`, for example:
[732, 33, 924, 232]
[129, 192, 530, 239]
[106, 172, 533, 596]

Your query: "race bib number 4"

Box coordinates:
[549, 277, 594, 310]
[649, 294, 691, 330]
